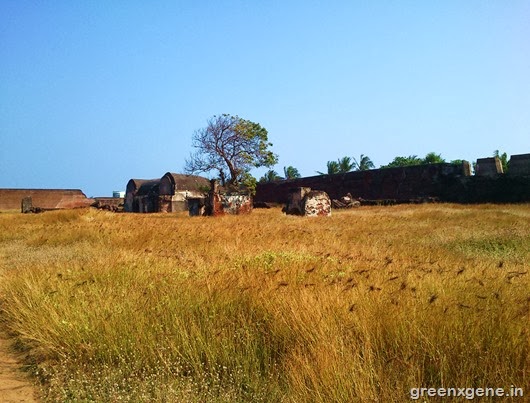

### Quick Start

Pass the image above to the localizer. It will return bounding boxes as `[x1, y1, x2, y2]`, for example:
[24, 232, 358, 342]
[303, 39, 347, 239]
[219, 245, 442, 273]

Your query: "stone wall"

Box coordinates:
[508, 154, 530, 176]
[255, 159, 530, 204]
[0, 189, 93, 211]
[476, 157, 503, 176]
[256, 163, 468, 204]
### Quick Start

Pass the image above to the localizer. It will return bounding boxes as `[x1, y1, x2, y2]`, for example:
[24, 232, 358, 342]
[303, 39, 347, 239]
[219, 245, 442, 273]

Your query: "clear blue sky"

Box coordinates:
[1, 1, 529, 197]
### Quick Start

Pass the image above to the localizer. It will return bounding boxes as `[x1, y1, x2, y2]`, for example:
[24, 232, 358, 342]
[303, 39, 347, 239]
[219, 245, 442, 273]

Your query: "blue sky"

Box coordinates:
[1, 1, 529, 197]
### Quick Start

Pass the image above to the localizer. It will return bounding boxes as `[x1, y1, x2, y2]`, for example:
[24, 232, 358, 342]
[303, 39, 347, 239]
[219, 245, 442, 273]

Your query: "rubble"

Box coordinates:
[284, 187, 331, 217]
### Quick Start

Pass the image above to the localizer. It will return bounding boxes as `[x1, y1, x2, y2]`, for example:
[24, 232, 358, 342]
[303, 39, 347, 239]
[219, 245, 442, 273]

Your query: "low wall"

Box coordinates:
[0, 189, 93, 211]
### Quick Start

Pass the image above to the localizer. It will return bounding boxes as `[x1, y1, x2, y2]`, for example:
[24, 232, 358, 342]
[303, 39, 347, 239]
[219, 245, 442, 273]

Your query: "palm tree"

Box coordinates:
[283, 166, 301, 179]
[317, 160, 340, 175]
[259, 170, 282, 183]
[337, 156, 355, 173]
[353, 154, 375, 171]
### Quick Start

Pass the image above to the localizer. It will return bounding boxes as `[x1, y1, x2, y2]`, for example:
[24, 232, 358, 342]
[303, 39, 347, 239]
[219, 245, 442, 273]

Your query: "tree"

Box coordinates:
[185, 114, 278, 188]
[353, 154, 375, 171]
[337, 156, 355, 173]
[493, 150, 509, 172]
[283, 166, 301, 179]
[422, 152, 445, 164]
[317, 157, 356, 175]
[259, 170, 283, 183]
[380, 155, 423, 168]
[317, 160, 340, 175]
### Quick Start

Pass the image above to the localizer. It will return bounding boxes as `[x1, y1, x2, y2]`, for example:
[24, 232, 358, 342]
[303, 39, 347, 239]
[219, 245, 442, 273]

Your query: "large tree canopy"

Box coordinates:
[185, 114, 278, 188]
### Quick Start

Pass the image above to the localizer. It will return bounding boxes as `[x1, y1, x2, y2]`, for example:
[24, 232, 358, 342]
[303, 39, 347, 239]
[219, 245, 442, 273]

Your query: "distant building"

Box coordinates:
[125, 173, 209, 213]
[0, 189, 92, 211]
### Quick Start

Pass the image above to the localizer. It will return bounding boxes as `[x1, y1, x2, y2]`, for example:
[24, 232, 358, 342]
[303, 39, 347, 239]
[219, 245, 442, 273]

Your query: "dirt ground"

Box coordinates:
[0, 330, 37, 402]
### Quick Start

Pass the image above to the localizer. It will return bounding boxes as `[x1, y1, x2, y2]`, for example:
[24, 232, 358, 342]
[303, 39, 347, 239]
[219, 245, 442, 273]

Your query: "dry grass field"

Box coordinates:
[0, 204, 528, 402]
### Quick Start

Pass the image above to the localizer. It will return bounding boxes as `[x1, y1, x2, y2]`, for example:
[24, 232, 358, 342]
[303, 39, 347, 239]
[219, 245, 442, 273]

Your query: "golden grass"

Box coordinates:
[0, 205, 528, 402]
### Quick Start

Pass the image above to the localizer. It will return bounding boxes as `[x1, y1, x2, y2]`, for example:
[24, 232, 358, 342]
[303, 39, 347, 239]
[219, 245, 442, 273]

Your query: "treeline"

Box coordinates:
[259, 150, 509, 183]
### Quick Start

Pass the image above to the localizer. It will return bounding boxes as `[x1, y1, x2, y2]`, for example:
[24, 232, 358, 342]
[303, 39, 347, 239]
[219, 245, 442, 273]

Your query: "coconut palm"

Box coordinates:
[283, 166, 301, 179]
[317, 160, 340, 175]
[337, 156, 355, 173]
[259, 170, 282, 183]
[353, 154, 375, 171]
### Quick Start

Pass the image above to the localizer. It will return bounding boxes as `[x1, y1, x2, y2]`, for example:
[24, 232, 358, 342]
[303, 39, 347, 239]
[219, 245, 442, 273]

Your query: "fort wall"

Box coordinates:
[0, 189, 92, 211]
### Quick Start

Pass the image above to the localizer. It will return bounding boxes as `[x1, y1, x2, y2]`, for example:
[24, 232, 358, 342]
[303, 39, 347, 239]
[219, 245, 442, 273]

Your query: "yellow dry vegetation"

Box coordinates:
[0, 204, 528, 402]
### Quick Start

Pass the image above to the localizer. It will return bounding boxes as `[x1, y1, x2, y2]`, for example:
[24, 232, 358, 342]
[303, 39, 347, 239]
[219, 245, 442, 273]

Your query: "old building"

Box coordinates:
[158, 172, 210, 212]
[124, 179, 160, 213]
[125, 173, 210, 213]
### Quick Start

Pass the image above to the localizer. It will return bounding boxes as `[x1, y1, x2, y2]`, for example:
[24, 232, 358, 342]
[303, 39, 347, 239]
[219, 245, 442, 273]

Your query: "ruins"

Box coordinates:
[256, 154, 530, 205]
[475, 157, 503, 176]
[205, 180, 253, 216]
[1, 153, 529, 213]
[284, 187, 331, 217]
[125, 173, 209, 213]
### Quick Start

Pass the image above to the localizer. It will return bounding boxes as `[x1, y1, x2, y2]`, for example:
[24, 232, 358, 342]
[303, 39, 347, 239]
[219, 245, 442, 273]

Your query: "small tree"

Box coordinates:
[422, 152, 445, 164]
[283, 166, 301, 179]
[353, 154, 375, 171]
[185, 114, 278, 188]
[380, 155, 423, 168]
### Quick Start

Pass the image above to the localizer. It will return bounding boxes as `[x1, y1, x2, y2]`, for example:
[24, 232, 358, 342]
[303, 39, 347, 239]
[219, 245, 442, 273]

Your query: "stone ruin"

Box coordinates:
[284, 187, 331, 217]
[507, 153, 530, 176]
[21, 197, 43, 213]
[331, 193, 361, 209]
[188, 180, 253, 217]
[475, 157, 503, 176]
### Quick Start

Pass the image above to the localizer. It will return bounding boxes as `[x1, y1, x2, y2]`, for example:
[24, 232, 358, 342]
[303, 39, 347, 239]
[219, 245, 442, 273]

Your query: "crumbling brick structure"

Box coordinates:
[206, 180, 253, 216]
[284, 187, 331, 217]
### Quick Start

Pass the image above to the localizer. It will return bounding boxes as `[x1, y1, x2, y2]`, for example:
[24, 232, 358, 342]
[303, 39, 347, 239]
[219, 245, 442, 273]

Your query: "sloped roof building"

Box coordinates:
[124, 173, 209, 213]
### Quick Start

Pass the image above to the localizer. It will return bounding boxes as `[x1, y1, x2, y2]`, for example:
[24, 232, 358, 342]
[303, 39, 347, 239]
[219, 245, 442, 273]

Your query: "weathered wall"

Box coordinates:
[256, 163, 469, 204]
[437, 175, 530, 203]
[207, 180, 253, 216]
[476, 157, 503, 176]
[0, 189, 92, 211]
[508, 154, 530, 176]
[284, 188, 331, 216]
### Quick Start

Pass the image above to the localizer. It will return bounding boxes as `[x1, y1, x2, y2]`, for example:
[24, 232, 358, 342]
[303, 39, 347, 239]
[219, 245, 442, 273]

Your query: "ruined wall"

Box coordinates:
[207, 180, 253, 216]
[256, 163, 468, 204]
[284, 188, 331, 217]
[476, 157, 503, 176]
[508, 154, 530, 176]
[92, 197, 124, 211]
[0, 189, 93, 211]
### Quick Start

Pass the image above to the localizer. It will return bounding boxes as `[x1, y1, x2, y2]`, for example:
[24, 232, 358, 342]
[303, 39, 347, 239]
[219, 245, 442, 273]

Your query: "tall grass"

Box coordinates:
[0, 205, 528, 401]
